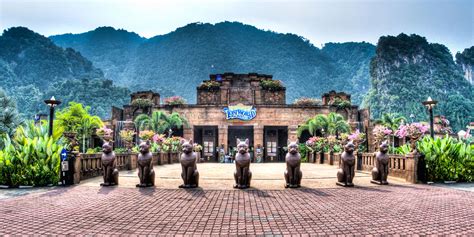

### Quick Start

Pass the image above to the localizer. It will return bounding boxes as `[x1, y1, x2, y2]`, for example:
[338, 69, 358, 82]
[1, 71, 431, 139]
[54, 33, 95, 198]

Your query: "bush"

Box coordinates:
[260, 80, 284, 91]
[198, 81, 220, 90]
[293, 97, 321, 106]
[417, 136, 474, 182]
[0, 121, 64, 187]
[163, 96, 186, 105]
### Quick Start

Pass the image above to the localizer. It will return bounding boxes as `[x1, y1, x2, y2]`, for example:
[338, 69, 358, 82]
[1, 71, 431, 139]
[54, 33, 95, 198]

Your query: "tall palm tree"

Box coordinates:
[297, 112, 350, 137]
[134, 111, 189, 137]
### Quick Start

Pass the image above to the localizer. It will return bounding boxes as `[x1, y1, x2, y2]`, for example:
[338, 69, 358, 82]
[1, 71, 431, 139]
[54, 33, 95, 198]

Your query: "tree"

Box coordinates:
[374, 113, 407, 131]
[134, 111, 189, 137]
[0, 89, 22, 141]
[55, 102, 103, 152]
[297, 112, 350, 137]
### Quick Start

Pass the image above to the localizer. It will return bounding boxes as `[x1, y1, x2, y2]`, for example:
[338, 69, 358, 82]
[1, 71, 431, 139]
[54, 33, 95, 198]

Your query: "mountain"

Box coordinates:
[321, 42, 375, 104]
[455, 46, 474, 85]
[51, 22, 374, 105]
[363, 33, 474, 131]
[0, 27, 130, 118]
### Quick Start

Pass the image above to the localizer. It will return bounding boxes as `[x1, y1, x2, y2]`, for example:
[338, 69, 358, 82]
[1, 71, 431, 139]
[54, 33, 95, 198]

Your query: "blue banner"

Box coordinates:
[223, 104, 257, 121]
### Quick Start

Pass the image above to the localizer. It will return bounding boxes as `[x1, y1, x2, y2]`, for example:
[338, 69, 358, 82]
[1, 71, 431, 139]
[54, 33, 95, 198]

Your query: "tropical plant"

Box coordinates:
[113, 147, 127, 154]
[297, 112, 350, 137]
[96, 126, 113, 142]
[331, 97, 351, 110]
[55, 102, 103, 152]
[417, 136, 474, 182]
[0, 121, 64, 187]
[134, 111, 189, 137]
[119, 130, 135, 143]
[193, 143, 203, 152]
[298, 143, 308, 162]
[391, 144, 411, 155]
[163, 96, 186, 105]
[139, 130, 155, 141]
[372, 125, 392, 148]
[374, 113, 407, 131]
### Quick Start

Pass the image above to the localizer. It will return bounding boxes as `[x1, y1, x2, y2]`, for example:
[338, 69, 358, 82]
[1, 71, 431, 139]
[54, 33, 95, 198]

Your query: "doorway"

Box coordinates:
[194, 126, 218, 162]
[228, 126, 254, 158]
[264, 126, 288, 162]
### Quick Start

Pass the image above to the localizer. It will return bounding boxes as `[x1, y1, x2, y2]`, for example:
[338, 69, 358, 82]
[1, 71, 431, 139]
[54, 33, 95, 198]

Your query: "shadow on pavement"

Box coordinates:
[98, 185, 119, 195]
[242, 187, 274, 198]
[293, 187, 332, 196]
[183, 187, 207, 199]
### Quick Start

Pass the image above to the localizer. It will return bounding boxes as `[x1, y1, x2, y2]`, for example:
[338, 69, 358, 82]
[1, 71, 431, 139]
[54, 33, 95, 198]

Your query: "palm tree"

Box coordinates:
[374, 113, 407, 147]
[134, 111, 189, 137]
[374, 113, 407, 131]
[297, 112, 350, 137]
[77, 115, 103, 152]
[134, 111, 169, 134]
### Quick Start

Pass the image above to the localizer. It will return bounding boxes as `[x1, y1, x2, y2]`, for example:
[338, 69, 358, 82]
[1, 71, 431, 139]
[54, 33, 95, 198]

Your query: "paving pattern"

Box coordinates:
[0, 164, 473, 236]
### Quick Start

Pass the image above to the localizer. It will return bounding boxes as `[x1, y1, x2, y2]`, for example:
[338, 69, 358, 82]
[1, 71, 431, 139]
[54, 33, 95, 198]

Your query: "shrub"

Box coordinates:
[0, 121, 64, 187]
[163, 96, 186, 105]
[199, 81, 220, 90]
[417, 136, 474, 182]
[131, 98, 153, 108]
[260, 79, 284, 91]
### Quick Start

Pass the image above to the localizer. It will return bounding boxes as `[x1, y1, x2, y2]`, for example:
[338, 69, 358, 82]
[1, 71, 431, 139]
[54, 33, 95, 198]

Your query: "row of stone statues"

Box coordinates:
[99, 138, 390, 188]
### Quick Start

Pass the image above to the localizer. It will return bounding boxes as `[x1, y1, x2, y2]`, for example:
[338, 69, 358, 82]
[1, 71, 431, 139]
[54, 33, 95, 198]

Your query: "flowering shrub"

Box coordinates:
[96, 126, 113, 141]
[395, 122, 428, 139]
[131, 98, 153, 108]
[163, 96, 186, 105]
[305, 136, 325, 152]
[152, 134, 165, 144]
[373, 125, 392, 146]
[293, 97, 321, 106]
[139, 130, 155, 141]
[161, 136, 184, 152]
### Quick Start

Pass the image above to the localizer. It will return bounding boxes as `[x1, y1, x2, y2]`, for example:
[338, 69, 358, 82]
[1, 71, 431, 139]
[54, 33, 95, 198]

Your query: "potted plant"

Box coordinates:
[96, 126, 113, 143]
[119, 129, 135, 152]
[395, 122, 429, 152]
[139, 130, 155, 143]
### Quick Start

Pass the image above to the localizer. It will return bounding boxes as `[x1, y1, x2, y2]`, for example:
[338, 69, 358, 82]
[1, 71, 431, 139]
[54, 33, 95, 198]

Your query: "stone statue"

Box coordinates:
[284, 140, 302, 188]
[179, 139, 199, 188]
[100, 142, 119, 186]
[136, 141, 155, 187]
[337, 141, 356, 187]
[371, 141, 390, 185]
[234, 138, 252, 189]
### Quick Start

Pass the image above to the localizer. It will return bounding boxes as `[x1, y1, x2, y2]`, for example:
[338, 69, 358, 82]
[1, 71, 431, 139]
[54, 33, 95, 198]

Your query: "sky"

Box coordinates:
[1, 0, 473, 54]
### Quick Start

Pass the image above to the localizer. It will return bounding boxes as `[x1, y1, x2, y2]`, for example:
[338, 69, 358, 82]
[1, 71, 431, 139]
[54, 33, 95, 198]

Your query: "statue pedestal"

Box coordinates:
[336, 182, 354, 187]
[370, 180, 389, 185]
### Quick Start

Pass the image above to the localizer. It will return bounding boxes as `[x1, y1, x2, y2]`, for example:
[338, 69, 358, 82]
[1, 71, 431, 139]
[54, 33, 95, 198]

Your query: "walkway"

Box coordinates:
[0, 163, 473, 236]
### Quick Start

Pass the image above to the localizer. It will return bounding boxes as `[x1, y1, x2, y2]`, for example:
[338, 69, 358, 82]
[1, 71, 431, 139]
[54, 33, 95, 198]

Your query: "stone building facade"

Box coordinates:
[111, 73, 371, 162]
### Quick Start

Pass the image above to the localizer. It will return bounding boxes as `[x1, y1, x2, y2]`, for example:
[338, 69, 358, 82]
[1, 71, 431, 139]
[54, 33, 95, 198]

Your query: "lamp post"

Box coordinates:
[44, 96, 61, 137]
[422, 97, 437, 138]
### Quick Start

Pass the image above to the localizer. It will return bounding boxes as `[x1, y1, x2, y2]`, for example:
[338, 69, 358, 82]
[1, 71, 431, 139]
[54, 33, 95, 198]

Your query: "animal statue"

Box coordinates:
[136, 141, 155, 187]
[100, 142, 119, 186]
[233, 138, 252, 189]
[284, 140, 302, 188]
[179, 139, 199, 188]
[336, 141, 356, 187]
[371, 141, 390, 185]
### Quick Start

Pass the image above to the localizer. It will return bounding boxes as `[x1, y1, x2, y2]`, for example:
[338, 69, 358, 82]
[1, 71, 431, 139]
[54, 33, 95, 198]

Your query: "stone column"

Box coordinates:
[254, 124, 264, 160]
[73, 152, 81, 184]
[219, 124, 228, 153]
[288, 125, 298, 141]
[405, 153, 421, 183]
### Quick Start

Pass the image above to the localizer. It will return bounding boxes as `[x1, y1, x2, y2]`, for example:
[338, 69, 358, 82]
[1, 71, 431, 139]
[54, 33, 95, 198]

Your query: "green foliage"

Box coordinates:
[113, 147, 127, 154]
[260, 80, 284, 91]
[293, 97, 321, 106]
[49, 23, 374, 105]
[131, 98, 153, 108]
[0, 121, 64, 187]
[417, 136, 474, 182]
[55, 102, 103, 152]
[297, 112, 350, 137]
[134, 111, 189, 136]
[0, 89, 22, 143]
[298, 143, 308, 162]
[331, 97, 351, 110]
[0, 27, 130, 120]
[199, 81, 221, 90]
[390, 144, 411, 155]
[363, 33, 474, 132]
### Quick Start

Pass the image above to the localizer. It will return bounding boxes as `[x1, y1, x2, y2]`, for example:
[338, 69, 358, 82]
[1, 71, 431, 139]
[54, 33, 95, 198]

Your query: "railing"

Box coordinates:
[79, 154, 103, 180]
[360, 153, 417, 183]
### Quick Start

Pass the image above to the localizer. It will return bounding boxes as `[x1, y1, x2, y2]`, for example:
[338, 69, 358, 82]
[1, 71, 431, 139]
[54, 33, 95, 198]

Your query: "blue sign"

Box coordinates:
[216, 74, 222, 81]
[60, 148, 68, 161]
[223, 104, 257, 121]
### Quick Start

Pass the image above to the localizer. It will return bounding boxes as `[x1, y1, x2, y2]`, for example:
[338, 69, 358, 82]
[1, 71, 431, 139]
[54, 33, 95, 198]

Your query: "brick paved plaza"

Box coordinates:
[1, 163, 473, 236]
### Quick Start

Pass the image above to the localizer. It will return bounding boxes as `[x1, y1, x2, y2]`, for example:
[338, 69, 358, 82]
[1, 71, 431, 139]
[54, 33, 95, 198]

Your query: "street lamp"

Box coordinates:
[44, 96, 61, 137]
[422, 97, 438, 138]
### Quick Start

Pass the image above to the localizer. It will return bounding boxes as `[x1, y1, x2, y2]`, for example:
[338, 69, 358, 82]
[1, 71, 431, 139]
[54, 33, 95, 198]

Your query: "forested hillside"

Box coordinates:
[363, 33, 474, 131]
[51, 22, 374, 105]
[0, 27, 129, 118]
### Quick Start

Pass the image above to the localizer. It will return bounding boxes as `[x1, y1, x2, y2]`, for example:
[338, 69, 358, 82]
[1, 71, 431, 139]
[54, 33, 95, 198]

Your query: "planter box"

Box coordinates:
[308, 152, 314, 163]
[333, 153, 341, 167]
[171, 152, 180, 163]
[159, 152, 169, 165]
